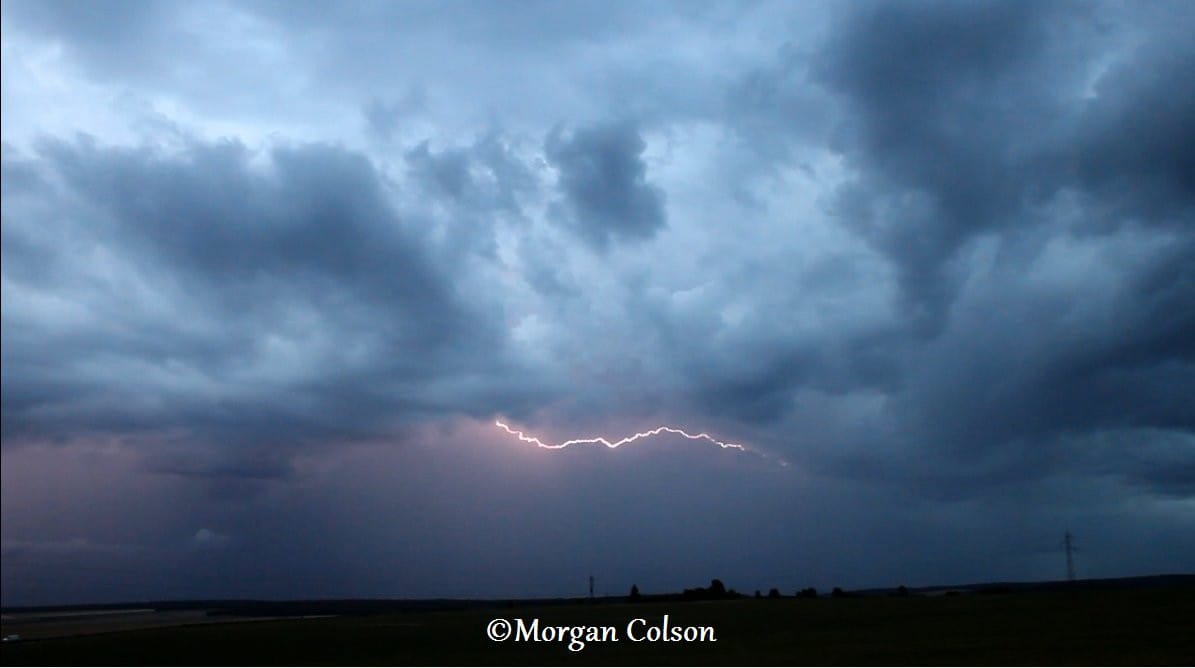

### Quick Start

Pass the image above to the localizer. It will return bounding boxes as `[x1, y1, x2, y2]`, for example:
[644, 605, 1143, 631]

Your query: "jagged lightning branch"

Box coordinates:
[494, 419, 748, 452]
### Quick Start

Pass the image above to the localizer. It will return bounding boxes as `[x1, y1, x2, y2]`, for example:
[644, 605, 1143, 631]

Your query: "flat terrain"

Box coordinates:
[3, 585, 1193, 665]
[0, 609, 326, 641]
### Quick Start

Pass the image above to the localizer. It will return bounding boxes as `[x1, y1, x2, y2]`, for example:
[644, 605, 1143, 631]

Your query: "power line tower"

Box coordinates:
[1063, 531, 1077, 581]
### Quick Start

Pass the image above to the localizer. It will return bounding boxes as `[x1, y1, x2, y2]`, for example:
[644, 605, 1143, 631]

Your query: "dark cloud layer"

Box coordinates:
[2, 0, 1193, 605]
[546, 122, 667, 249]
[2, 136, 535, 476]
[807, 0, 1195, 463]
[814, 1, 1088, 331]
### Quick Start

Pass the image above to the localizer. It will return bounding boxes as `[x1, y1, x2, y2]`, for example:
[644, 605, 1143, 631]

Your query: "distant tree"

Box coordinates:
[896, 585, 909, 597]
[682, 579, 741, 601]
[754, 590, 762, 599]
[796, 587, 818, 599]
[832, 587, 846, 598]
[768, 588, 781, 599]
[629, 584, 641, 601]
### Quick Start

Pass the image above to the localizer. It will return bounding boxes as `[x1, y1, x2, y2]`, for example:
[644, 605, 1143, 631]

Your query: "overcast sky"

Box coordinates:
[2, 0, 1193, 606]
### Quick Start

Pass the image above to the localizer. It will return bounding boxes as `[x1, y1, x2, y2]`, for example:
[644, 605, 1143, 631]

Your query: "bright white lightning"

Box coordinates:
[494, 419, 747, 452]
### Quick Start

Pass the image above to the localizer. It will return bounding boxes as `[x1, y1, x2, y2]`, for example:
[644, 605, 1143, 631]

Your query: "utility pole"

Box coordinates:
[1063, 531, 1077, 581]
[588, 575, 595, 599]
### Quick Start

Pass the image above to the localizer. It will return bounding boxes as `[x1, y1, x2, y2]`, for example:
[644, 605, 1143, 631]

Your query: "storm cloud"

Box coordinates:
[546, 121, 667, 249]
[2, 0, 1192, 605]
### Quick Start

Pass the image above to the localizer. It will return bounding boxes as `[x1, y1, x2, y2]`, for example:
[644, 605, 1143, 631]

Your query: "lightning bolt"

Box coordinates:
[494, 419, 748, 452]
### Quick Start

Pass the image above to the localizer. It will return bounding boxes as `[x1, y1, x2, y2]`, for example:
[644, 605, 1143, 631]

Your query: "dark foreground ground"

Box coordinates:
[4, 585, 1193, 665]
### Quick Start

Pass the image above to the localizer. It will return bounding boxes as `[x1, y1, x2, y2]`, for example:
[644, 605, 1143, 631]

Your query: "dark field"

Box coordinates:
[4, 585, 1193, 665]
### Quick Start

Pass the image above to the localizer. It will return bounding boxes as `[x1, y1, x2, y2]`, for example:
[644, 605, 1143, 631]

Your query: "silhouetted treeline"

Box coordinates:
[7, 575, 1189, 618]
[681, 578, 742, 600]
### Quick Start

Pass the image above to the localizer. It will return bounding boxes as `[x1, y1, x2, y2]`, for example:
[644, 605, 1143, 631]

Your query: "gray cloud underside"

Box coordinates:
[2, 0, 1193, 603]
[3, 0, 1191, 491]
